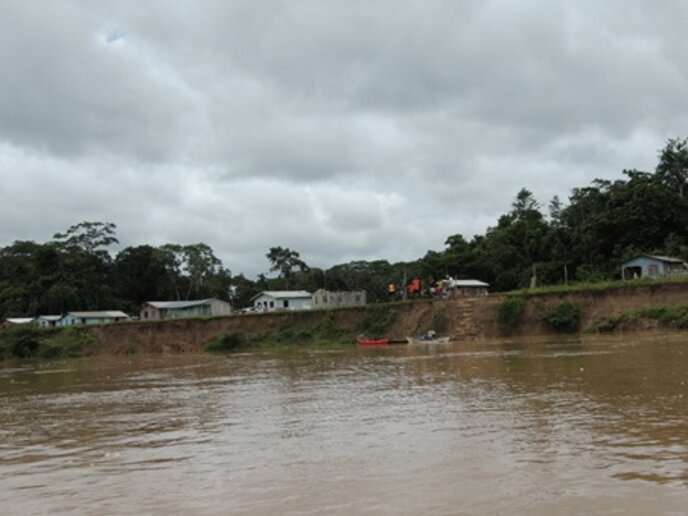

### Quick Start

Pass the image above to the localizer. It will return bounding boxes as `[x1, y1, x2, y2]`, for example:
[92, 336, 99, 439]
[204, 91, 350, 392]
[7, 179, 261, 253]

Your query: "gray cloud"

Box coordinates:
[1, 0, 687, 277]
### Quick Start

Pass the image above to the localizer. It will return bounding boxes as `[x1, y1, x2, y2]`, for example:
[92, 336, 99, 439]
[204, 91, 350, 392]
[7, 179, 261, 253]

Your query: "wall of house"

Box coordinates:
[141, 306, 162, 320]
[312, 289, 366, 308]
[167, 305, 212, 319]
[209, 299, 233, 316]
[622, 257, 666, 279]
[57, 315, 126, 326]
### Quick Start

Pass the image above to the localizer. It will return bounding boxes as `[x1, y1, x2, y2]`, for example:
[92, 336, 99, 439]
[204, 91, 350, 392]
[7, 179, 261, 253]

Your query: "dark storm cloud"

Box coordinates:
[1, 0, 687, 276]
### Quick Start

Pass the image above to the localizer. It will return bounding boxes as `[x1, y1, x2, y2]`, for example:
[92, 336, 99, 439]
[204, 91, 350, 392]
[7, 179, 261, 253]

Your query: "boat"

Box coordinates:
[356, 336, 389, 346]
[406, 335, 451, 345]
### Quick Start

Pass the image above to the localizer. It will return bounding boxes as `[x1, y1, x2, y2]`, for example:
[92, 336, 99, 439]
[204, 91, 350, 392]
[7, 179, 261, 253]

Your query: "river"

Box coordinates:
[1, 333, 688, 514]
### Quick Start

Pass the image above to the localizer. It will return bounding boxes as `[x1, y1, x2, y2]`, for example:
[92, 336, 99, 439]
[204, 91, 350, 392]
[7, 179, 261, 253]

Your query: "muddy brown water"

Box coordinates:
[2, 333, 688, 515]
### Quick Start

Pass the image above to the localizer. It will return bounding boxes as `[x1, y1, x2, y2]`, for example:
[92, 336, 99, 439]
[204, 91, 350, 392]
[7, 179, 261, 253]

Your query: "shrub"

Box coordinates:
[541, 302, 581, 333]
[360, 306, 394, 338]
[204, 332, 245, 352]
[0, 327, 41, 358]
[497, 297, 526, 335]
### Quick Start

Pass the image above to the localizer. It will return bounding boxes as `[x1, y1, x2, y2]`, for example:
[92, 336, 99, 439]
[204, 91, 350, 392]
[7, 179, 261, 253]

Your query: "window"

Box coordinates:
[269, 301, 274, 308]
[283, 300, 289, 308]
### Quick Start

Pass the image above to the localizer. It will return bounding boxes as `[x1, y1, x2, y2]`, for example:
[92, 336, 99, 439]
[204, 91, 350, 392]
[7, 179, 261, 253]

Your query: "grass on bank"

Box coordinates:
[586, 304, 688, 333]
[506, 274, 688, 298]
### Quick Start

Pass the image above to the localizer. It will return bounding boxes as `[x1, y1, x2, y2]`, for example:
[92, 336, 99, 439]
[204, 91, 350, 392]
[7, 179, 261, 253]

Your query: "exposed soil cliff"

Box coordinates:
[76, 282, 688, 355]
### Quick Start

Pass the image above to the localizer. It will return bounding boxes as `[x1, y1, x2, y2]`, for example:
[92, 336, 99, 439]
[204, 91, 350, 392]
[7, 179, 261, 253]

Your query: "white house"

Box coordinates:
[447, 279, 490, 296]
[57, 311, 130, 326]
[37, 315, 62, 328]
[251, 291, 313, 312]
[140, 298, 232, 321]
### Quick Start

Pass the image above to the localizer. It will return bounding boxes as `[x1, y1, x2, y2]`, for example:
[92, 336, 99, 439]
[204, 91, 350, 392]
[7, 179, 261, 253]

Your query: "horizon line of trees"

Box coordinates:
[1, 138, 688, 318]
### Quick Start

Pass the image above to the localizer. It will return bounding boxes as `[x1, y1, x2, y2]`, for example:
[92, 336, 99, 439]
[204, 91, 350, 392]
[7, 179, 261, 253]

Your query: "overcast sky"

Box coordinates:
[2, 0, 687, 277]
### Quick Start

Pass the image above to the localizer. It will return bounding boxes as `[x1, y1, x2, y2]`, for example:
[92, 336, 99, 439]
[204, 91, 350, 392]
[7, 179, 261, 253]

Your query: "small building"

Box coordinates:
[251, 291, 313, 312]
[312, 289, 367, 308]
[140, 298, 233, 321]
[37, 315, 62, 328]
[1, 317, 35, 328]
[447, 279, 489, 297]
[58, 311, 130, 326]
[622, 256, 688, 280]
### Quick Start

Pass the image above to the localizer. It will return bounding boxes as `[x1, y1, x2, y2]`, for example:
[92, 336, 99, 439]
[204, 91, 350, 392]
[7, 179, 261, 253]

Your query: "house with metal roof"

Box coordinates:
[251, 291, 313, 312]
[140, 298, 232, 321]
[622, 256, 688, 280]
[57, 311, 130, 327]
[447, 279, 490, 297]
[0, 317, 35, 328]
[37, 315, 62, 328]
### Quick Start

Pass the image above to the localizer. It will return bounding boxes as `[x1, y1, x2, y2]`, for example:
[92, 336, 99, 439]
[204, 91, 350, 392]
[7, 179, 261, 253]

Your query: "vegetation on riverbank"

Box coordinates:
[497, 297, 526, 335]
[586, 304, 688, 333]
[0, 326, 99, 359]
[540, 302, 581, 333]
[203, 306, 399, 352]
[509, 274, 688, 298]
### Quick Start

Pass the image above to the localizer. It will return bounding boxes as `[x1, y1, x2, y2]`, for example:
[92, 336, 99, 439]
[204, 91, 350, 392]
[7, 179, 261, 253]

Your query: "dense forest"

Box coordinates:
[1, 138, 688, 318]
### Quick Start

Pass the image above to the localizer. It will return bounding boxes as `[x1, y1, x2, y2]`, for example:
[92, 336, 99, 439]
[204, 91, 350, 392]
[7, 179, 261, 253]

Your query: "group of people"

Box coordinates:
[387, 276, 457, 300]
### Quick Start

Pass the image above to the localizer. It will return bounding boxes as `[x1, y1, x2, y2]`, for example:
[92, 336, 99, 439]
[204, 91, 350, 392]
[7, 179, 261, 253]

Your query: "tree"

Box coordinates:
[53, 221, 119, 254]
[155, 243, 231, 301]
[113, 245, 169, 310]
[656, 137, 688, 198]
[266, 247, 308, 288]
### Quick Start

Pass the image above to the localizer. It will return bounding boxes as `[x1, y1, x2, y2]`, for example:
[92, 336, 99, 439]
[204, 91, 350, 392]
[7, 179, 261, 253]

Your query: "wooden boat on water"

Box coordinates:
[406, 335, 451, 345]
[357, 336, 389, 347]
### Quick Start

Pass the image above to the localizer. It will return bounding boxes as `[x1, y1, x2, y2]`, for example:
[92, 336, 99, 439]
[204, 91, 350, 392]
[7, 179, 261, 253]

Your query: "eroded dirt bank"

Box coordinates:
[82, 282, 688, 354]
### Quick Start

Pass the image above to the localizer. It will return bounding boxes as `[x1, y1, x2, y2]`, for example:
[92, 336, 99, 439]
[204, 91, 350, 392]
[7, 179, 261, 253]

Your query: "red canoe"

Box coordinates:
[357, 337, 389, 346]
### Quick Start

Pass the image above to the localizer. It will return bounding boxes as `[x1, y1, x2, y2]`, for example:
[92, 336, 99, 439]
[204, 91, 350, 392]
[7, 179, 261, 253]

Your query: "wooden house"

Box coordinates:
[312, 289, 366, 308]
[140, 298, 232, 321]
[622, 256, 688, 280]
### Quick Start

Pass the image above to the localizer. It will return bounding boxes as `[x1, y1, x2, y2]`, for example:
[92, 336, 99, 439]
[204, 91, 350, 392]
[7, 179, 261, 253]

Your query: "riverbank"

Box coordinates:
[3, 279, 688, 359]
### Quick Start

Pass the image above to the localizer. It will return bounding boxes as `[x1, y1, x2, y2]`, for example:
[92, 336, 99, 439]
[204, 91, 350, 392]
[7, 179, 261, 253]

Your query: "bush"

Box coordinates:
[497, 297, 526, 335]
[541, 302, 581, 333]
[0, 327, 41, 358]
[360, 306, 394, 338]
[0, 326, 92, 359]
[204, 332, 245, 352]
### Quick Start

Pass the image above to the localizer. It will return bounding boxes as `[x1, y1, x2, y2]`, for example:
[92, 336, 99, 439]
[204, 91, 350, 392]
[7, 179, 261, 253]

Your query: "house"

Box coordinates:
[312, 289, 366, 308]
[251, 291, 313, 312]
[447, 279, 489, 297]
[37, 315, 62, 328]
[57, 311, 130, 326]
[622, 256, 688, 280]
[140, 298, 232, 321]
[0, 317, 35, 328]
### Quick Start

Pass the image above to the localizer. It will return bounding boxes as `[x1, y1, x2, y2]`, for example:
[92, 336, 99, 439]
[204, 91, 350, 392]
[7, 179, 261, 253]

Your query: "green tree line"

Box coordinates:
[2, 138, 688, 318]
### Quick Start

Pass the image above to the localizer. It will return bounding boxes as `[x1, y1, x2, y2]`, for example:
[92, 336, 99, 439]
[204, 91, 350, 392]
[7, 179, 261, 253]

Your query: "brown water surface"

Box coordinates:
[2, 333, 688, 514]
